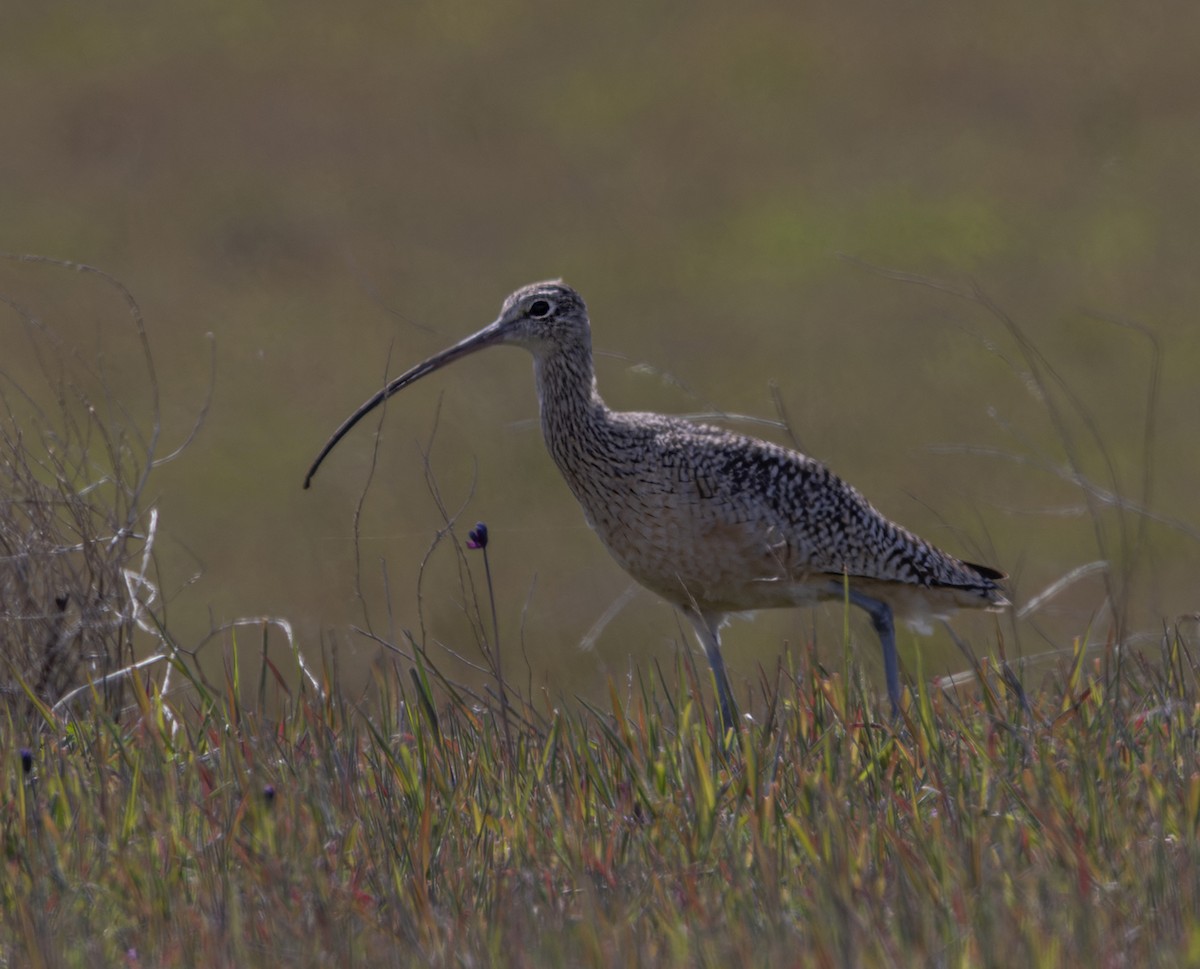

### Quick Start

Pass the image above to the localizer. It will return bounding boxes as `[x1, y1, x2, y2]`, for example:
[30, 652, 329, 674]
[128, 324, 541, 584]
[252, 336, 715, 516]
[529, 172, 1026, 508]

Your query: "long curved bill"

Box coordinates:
[303, 317, 507, 488]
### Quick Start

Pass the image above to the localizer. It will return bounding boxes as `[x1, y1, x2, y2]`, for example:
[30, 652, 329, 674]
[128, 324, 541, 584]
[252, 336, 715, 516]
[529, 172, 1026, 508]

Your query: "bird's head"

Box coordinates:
[492, 280, 590, 354]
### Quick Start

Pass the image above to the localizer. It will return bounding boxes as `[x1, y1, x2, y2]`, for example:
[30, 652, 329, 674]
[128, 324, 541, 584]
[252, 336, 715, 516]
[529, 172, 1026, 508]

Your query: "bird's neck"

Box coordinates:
[532, 347, 608, 464]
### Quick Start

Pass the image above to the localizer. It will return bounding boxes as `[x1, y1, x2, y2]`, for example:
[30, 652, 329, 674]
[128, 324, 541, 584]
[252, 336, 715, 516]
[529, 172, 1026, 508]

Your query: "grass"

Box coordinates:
[3, 258, 1199, 966]
[3, 625, 1200, 967]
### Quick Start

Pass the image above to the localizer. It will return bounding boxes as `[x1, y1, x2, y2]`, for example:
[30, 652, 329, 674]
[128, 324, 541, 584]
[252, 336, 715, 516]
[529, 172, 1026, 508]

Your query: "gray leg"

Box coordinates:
[846, 589, 901, 717]
[683, 610, 738, 736]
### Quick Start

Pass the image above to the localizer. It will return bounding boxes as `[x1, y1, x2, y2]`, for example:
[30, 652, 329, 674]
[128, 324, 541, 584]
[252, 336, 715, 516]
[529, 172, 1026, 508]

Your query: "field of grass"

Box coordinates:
[5, 611, 1200, 967]
[5, 5, 1200, 961]
[3, 258, 1199, 968]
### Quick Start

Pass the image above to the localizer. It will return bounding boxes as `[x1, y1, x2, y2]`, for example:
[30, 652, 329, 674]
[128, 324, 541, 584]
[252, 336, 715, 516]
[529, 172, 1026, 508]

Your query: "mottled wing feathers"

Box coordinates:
[618, 414, 1004, 602]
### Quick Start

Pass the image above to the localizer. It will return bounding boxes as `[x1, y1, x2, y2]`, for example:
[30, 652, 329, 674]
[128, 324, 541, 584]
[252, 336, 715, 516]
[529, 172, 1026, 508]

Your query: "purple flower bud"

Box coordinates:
[263, 784, 276, 805]
[467, 522, 489, 550]
[19, 748, 33, 774]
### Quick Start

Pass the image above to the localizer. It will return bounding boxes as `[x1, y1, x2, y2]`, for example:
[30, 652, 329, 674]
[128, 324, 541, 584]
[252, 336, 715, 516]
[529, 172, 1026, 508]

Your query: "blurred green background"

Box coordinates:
[3, 1, 1197, 704]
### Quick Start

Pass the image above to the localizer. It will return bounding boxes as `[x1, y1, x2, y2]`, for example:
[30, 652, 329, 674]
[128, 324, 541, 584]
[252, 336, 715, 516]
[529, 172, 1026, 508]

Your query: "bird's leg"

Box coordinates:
[683, 610, 738, 738]
[846, 589, 902, 717]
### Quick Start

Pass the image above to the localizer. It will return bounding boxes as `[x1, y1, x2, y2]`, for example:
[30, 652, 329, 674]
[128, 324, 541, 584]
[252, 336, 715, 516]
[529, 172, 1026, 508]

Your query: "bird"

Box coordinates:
[304, 281, 1007, 734]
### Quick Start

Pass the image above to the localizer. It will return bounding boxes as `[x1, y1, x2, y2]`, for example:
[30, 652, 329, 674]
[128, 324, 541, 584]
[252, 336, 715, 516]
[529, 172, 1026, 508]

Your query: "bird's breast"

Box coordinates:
[552, 446, 792, 608]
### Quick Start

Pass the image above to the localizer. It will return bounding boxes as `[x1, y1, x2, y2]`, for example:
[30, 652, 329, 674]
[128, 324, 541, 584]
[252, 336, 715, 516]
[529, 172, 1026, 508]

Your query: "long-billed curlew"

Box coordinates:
[305, 281, 1007, 732]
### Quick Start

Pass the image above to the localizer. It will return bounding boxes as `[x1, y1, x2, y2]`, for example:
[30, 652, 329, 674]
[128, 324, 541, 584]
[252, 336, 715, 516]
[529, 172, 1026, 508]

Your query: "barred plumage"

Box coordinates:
[306, 280, 1007, 732]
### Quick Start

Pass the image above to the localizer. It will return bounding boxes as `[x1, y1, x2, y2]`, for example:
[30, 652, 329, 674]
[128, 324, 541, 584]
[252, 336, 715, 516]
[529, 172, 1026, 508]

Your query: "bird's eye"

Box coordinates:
[528, 299, 552, 318]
